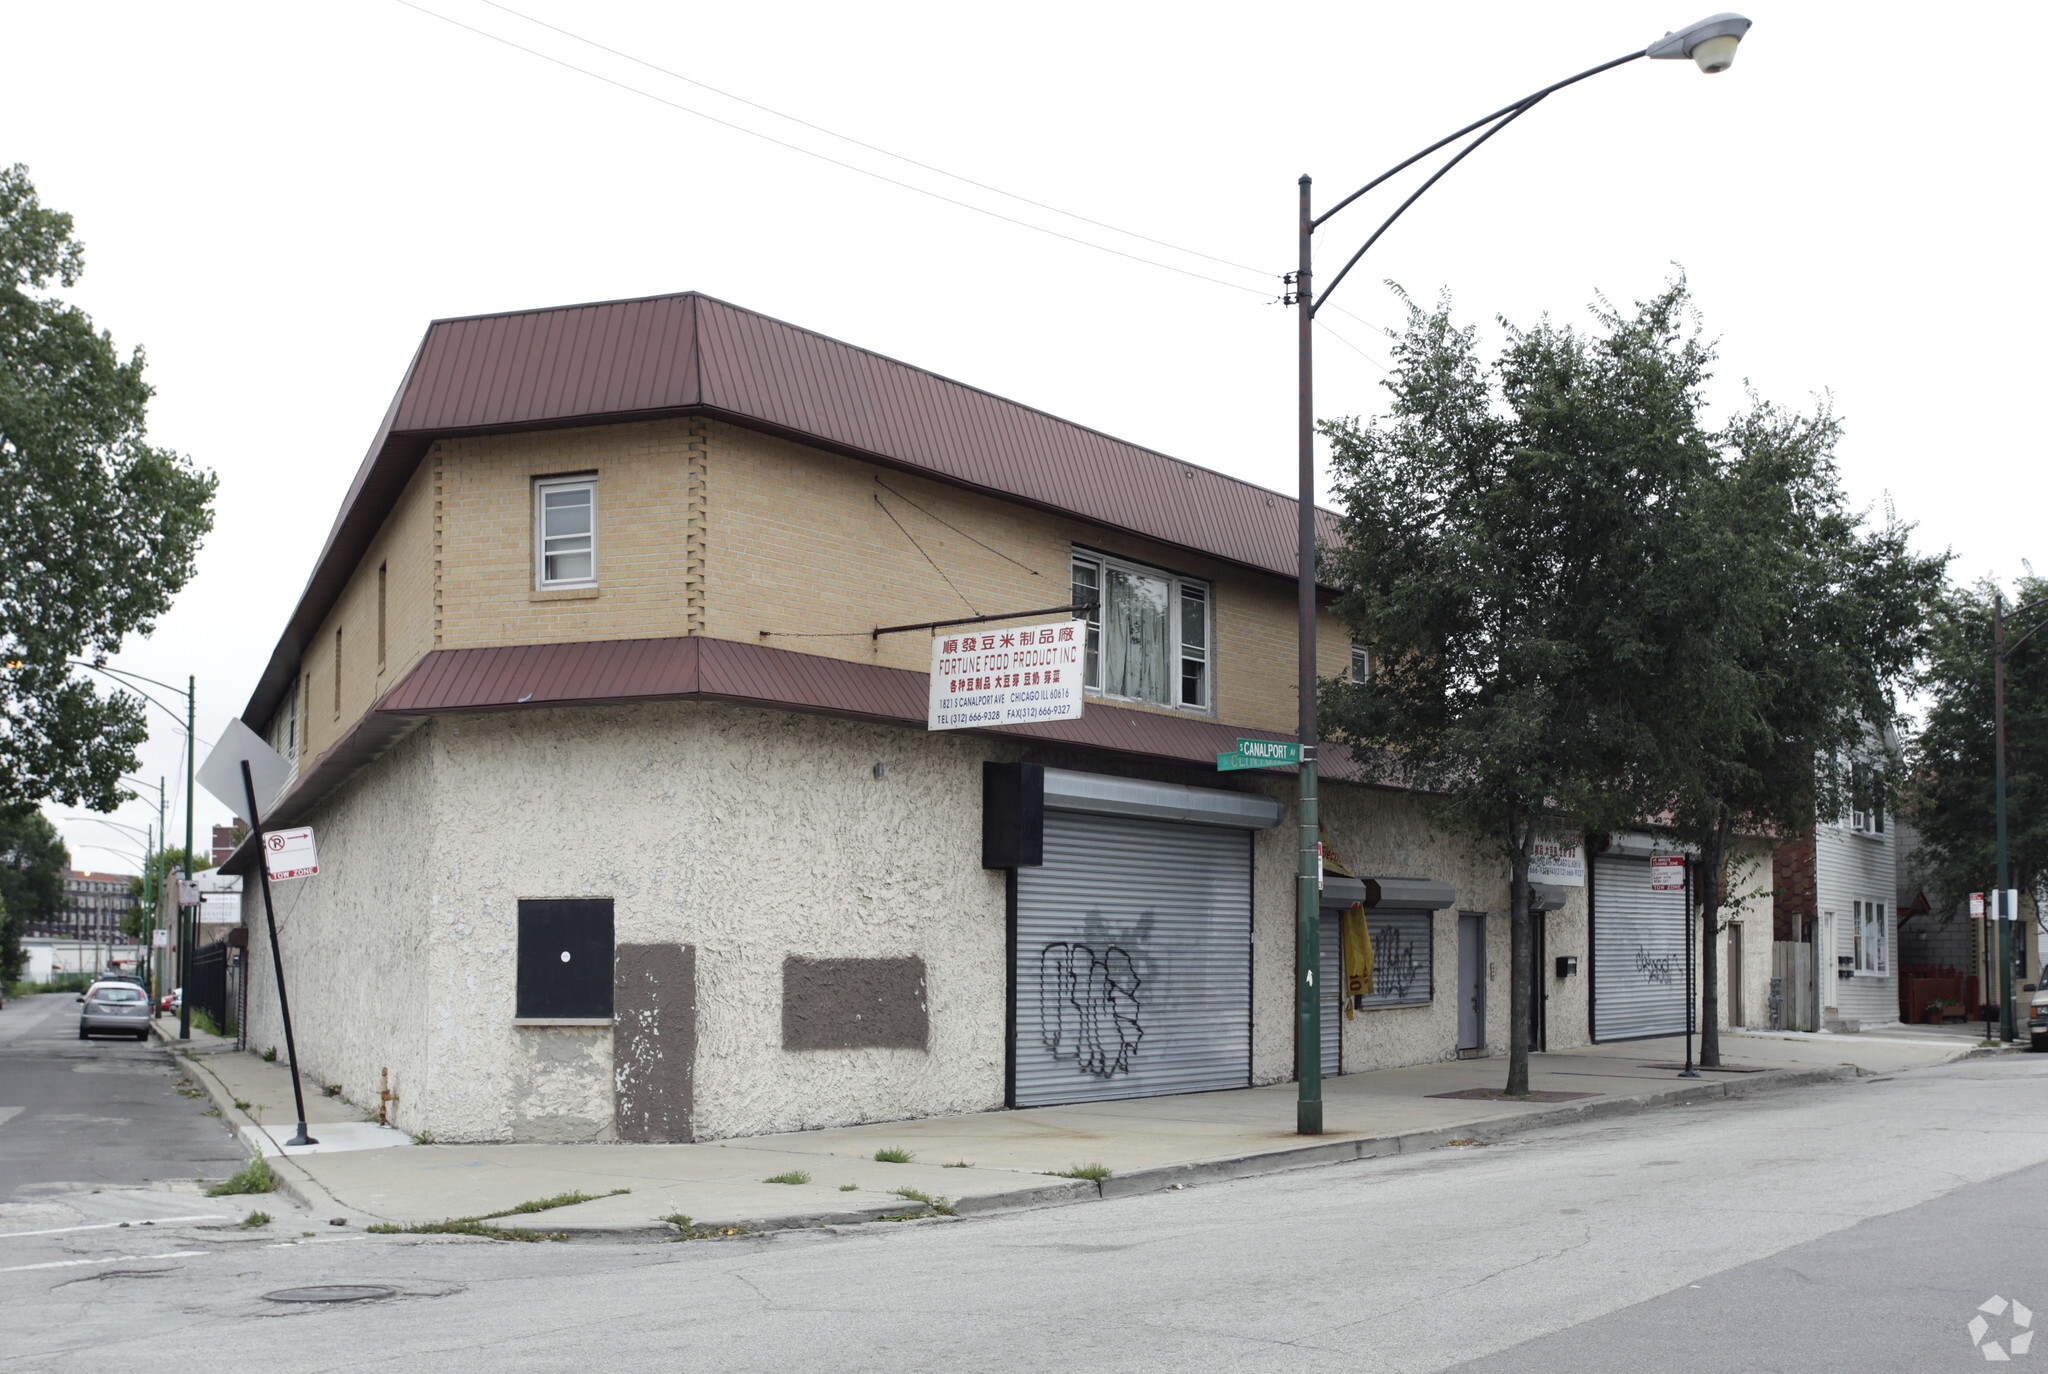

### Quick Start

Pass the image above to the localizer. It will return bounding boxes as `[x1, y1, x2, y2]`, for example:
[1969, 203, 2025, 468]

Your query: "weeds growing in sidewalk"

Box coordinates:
[260, 1047, 277, 1062]
[232, 1098, 252, 1112]
[763, 1170, 811, 1185]
[321, 1083, 342, 1097]
[366, 1218, 565, 1242]
[839, 1183, 858, 1191]
[943, 1160, 973, 1168]
[410, 1130, 435, 1145]
[890, 1188, 956, 1216]
[206, 1156, 277, 1197]
[872, 1147, 914, 1163]
[240, 1210, 271, 1228]
[664, 1212, 751, 1241]
[1054, 1163, 1112, 1181]
[362, 1190, 626, 1242]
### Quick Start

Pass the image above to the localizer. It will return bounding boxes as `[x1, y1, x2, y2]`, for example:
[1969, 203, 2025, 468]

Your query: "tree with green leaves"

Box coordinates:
[0, 163, 217, 811]
[1906, 573, 2047, 940]
[1657, 404, 1945, 1065]
[1320, 281, 1720, 1095]
[0, 804, 67, 979]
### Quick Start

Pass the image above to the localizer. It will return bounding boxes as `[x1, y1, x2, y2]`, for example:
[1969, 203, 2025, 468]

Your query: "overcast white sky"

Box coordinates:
[7, 1, 2039, 875]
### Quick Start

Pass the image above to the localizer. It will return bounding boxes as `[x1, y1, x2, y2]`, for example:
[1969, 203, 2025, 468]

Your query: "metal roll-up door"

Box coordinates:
[1592, 854, 1687, 1040]
[1014, 810, 1252, 1106]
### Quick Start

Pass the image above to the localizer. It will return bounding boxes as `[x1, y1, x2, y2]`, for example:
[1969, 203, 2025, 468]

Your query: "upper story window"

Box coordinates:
[1070, 550, 1210, 710]
[1845, 760, 1884, 835]
[535, 477, 597, 588]
[1350, 643, 1371, 684]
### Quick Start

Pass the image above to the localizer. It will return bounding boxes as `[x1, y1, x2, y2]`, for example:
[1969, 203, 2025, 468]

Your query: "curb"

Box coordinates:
[155, 1025, 387, 1228]
[652, 1063, 1868, 1236]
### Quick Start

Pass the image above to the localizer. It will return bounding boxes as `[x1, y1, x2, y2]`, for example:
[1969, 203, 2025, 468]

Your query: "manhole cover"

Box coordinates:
[262, 1285, 397, 1304]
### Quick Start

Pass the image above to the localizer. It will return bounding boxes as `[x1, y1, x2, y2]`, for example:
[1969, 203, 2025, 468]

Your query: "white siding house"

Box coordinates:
[1815, 804, 1898, 1028]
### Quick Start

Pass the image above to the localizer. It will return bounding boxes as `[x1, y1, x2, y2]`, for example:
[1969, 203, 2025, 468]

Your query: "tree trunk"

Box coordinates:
[1699, 818, 1726, 1068]
[1506, 814, 1532, 1097]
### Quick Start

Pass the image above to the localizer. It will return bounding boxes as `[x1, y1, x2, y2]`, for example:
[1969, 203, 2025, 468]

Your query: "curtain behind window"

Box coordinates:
[1103, 566, 1169, 703]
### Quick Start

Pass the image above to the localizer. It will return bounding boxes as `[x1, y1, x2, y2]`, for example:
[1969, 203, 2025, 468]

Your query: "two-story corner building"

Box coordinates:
[224, 291, 1612, 1145]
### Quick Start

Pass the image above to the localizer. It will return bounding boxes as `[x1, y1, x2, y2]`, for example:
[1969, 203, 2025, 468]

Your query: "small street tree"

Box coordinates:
[1907, 573, 2048, 933]
[0, 163, 216, 812]
[0, 805, 67, 979]
[1658, 404, 1945, 1064]
[1320, 282, 1717, 1095]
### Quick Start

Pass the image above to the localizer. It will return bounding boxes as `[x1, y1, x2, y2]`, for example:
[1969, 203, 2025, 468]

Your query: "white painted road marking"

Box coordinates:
[0, 1215, 224, 1240]
[1, 1250, 206, 1273]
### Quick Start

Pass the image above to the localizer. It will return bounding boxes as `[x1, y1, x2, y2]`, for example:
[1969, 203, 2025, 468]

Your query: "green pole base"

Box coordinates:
[1297, 1099, 1323, 1136]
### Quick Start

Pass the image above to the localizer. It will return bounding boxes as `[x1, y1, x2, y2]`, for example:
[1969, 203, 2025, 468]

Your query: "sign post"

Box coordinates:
[199, 720, 317, 1148]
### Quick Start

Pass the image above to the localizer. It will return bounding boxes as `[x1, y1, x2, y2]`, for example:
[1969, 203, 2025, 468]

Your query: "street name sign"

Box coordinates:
[1650, 855, 1686, 892]
[928, 619, 1085, 730]
[263, 827, 320, 881]
[1217, 738, 1300, 771]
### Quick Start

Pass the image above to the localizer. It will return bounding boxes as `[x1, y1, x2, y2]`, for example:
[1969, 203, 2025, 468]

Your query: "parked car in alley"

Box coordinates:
[78, 981, 153, 1040]
[2031, 992, 2047, 1052]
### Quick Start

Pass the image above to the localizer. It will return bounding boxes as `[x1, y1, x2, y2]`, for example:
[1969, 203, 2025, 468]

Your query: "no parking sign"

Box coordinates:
[263, 827, 320, 881]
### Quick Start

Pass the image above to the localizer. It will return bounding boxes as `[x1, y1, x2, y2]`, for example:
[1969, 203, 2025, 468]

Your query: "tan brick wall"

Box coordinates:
[294, 459, 437, 763]
[291, 414, 1356, 750]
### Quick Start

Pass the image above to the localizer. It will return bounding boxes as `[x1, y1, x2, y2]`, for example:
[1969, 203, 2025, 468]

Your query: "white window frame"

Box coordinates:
[534, 476, 599, 590]
[1350, 643, 1371, 684]
[1852, 898, 1889, 975]
[1843, 759, 1885, 836]
[1070, 549, 1212, 712]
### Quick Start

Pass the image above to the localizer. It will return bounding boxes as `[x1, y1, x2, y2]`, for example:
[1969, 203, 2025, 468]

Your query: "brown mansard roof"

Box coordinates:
[220, 636, 1363, 875]
[243, 291, 1336, 727]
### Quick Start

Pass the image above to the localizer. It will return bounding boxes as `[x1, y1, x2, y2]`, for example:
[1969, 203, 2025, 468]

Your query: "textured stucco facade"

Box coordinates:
[241, 698, 1586, 1143]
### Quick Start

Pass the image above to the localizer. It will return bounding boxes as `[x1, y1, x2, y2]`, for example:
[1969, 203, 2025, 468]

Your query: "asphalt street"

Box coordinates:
[0, 991, 247, 1198]
[2, 1039, 2044, 1373]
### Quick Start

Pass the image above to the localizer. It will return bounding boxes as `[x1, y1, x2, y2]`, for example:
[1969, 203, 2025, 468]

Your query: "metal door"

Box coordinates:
[1458, 912, 1485, 1051]
[1592, 855, 1688, 1040]
[1013, 810, 1252, 1106]
[1727, 923, 1744, 1026]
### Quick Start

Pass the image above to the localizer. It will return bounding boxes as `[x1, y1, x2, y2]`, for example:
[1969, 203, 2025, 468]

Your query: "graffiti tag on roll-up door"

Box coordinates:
[1038, 942, 1145, 1079]
[1636, 947, 1676, 984]
[1371, 923, 1425, 1001]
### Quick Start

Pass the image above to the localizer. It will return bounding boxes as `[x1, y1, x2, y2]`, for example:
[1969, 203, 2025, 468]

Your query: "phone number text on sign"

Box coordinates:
[927, 618, 1087, 730]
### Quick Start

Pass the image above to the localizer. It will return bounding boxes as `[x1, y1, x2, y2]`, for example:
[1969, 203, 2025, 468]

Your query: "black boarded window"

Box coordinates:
[516, 899, 614, 1019]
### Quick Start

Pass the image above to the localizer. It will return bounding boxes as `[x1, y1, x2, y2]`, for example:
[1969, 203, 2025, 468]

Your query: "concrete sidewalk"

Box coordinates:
[162, 1024, 1982, 1237]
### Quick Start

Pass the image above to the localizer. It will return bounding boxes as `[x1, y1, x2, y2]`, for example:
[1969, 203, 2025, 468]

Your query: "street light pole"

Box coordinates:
[180, 673, 195, 1041]
[1284, 10, 1749, 1133]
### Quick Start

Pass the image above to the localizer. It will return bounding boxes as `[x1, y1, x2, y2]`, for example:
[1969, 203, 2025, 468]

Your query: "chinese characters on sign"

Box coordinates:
[1650, 855, 1686, 892]
[927, 619, 1086, 730]
[1526, 835, 1585, 886]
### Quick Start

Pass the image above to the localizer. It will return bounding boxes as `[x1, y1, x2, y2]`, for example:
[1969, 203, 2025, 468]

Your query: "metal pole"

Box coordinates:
[1681, 858, 1699, 1076]
[1294, 173, 1323, 1136]
[177, 681, 194, 1038]
[1996, 597, 2015, 1041]
[242, 759, 316, 1147]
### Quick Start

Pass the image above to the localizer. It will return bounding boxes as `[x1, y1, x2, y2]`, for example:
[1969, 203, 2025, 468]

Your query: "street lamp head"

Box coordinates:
[1647, 12, 1752, 73]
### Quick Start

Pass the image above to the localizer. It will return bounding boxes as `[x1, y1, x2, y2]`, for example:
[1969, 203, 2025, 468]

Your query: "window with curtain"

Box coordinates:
[535, 476, 598, 588]
[1071, 551, 1210, 710]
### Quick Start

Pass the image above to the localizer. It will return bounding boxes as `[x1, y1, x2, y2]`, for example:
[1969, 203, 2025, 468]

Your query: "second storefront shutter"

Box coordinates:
[1592, 854, 1688, 1041]
[1014, 810, 1253, 1107]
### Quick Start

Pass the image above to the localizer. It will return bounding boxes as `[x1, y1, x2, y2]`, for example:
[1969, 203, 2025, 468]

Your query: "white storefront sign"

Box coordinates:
[263, 827, 320, 881]
[928, 619, 1086, 730]
[1650, 855, 1686, 892]
[1527, 835, 1584, 886]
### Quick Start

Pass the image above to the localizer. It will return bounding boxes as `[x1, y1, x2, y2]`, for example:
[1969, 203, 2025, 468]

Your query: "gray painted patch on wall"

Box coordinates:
[783, 956, 929, 1051]
[613, 943, 696, 1142]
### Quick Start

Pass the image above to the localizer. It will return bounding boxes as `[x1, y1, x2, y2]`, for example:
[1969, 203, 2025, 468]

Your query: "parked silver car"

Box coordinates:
[78, 981, 153, 1040]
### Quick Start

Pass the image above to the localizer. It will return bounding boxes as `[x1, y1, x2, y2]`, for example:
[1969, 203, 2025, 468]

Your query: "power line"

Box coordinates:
[476, 0, 1274, 283]
[872, 494, 978, 614]
[875, 478, 1041, 576]
[394, 1, 1277, 299]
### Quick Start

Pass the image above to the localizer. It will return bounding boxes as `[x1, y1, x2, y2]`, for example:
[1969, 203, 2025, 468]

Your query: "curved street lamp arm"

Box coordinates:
[67, 660, 186, 698]
[1314, 96, 1544, 316]
[1309, 47, 1648, 235]
[64, 660, 189, 731]
[2005, 615, 2048, 658]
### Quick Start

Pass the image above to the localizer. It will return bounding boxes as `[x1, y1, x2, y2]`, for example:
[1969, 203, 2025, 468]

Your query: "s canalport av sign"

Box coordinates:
[928, 619, 1086, 730]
